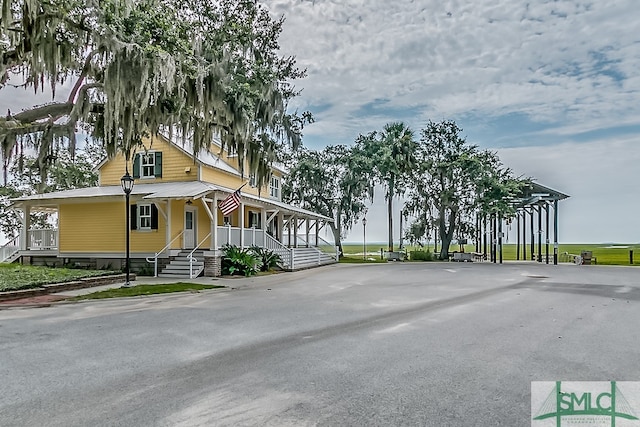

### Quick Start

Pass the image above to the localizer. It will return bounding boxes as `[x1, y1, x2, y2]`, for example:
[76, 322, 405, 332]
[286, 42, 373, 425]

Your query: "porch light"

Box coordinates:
[121, 170, 134, 287]
[120, 171, 134, 194]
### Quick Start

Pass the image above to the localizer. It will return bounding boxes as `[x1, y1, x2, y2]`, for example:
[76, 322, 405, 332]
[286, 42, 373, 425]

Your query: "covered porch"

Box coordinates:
[4, 181, 338, 275]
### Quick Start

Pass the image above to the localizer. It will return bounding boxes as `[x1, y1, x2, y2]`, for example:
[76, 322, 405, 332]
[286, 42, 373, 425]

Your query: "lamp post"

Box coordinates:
[362, 217, 367, 260]
[121, 170, 134, 287]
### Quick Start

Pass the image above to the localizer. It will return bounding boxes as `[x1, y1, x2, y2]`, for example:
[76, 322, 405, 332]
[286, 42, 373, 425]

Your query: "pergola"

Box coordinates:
[477, 182, 570, 265]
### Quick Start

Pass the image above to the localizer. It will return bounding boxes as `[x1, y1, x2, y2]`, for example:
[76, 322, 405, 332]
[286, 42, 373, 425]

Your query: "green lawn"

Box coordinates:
[71, 283, 225, 300]
[341, 243, 640, 266]
[0, 264, 117, 292]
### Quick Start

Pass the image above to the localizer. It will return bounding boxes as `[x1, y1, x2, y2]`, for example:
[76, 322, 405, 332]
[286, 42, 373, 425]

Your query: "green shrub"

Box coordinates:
[410, 250, 433, 261]
[221, 244, 259, 276]
[249, 246, 282, 272]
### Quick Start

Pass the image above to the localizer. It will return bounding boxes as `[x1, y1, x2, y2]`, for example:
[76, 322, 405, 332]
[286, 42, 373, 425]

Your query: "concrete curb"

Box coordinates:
[0, 273, 136, 302]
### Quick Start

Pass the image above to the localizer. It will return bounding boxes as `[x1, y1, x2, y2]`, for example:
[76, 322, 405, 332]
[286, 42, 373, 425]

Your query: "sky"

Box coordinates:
[1, 1, 638, 245]
[266, 0, 640, 244]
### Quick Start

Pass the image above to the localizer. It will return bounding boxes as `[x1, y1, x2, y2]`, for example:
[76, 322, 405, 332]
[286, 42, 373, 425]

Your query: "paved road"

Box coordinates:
[1, 262, 639, 426]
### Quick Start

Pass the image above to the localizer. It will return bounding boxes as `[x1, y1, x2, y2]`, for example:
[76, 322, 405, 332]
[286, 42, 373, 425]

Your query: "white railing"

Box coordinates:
[243, 228, 265, 247]
[146, 230, 185, 277]
[295, 233, 339, 261]
[217, 226, 267, 248]
[265, 232, 293, 269]
[1, 234, 20, 262]
[217, 226, 241, 247]
[188, 232, 211, 279]
[28, 229, 58, 250]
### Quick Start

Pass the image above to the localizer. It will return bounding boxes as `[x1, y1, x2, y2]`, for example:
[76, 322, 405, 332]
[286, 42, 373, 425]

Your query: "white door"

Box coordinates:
[184, 208, 196, 249]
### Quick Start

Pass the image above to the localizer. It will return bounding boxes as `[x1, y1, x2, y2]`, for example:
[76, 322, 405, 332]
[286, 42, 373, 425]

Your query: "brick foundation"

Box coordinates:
[203, 251, 222, 277]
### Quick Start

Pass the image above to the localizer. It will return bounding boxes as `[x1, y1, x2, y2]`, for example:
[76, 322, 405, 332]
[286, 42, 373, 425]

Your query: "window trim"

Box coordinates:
[269, 176, 280, 199]
[138, 203, 152, 230]
[140, 152, 156, 179]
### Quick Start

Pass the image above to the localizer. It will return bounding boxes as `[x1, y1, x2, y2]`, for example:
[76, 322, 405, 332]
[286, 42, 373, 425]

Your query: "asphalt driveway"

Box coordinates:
[1, 262, 639, 426]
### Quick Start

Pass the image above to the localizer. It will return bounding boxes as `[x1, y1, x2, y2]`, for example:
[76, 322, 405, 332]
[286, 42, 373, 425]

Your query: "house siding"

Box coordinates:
[59, 201, 166, 253]
[99, 136, 198, 186]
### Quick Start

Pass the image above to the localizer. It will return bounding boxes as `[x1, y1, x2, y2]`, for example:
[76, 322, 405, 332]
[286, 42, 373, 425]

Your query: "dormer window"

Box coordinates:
[133, 152, 163, 179]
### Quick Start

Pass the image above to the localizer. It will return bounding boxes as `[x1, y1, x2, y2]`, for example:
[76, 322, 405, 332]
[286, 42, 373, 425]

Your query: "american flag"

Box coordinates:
[219, 189, 242, 215]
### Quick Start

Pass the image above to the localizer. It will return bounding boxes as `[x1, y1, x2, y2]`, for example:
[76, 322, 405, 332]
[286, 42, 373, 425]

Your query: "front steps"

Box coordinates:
[158, 250, 205, 278]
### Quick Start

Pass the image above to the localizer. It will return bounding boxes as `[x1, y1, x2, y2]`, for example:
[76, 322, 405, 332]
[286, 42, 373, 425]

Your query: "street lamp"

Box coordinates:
[362, 217, 367, 260]
[121, 170, 134, 287]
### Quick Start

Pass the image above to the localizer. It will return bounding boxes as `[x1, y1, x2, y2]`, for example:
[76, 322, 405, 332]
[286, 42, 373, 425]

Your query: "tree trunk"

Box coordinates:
[438, 209, 457, 260]
[329, 221, 343, 258]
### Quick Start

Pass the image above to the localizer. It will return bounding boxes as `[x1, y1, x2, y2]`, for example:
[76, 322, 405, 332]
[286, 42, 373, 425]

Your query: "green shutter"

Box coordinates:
[154, 152, 162, 177]
[151, 204, 158, 229]
[130, 205, 137, 230]
[132, 154, 140, 178]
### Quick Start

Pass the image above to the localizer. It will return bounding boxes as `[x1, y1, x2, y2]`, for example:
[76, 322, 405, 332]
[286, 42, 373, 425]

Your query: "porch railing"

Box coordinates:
[264, 233, 293, 269]
[28, 229, 58, 250]
[1, 235, 20, 263]
[146, 230, 185, 277]
[217, 226, 267, 248]
[188, 233, 211, 278]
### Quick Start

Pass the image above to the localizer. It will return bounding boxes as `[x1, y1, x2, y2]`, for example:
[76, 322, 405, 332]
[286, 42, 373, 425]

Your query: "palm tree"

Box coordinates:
[359, 122, 416, 252]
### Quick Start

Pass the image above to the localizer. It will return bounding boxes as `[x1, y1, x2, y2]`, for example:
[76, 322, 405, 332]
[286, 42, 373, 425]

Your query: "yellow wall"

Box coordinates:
[99, 135, 199, 186]
[59, 201, 166, 253]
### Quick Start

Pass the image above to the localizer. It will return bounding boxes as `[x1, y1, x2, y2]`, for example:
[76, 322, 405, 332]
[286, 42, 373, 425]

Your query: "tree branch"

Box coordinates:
[67, 50, 101, 103]
[11, 102, 74, 124]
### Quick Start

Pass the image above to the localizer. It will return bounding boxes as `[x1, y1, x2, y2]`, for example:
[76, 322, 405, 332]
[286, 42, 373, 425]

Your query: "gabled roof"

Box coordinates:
[515, 181, 570, 207]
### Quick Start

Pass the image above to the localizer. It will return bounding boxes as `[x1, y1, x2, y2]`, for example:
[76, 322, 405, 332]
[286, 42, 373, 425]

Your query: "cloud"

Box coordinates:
[269, 0, 640, 145]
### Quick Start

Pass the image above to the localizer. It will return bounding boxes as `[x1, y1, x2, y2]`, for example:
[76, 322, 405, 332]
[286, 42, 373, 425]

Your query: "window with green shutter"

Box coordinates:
[133, 152, 162, 179]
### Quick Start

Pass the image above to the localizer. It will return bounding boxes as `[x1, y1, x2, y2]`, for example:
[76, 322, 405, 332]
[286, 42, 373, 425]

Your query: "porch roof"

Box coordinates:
[12, 181, 333, 222]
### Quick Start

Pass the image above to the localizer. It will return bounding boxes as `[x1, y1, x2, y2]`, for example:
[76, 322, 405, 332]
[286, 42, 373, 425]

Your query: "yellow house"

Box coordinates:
[4, 133, 337, 277]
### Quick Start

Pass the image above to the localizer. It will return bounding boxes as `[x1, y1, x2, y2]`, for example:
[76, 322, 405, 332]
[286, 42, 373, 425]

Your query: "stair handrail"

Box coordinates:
[264, 233, 293, 269]
[1, 234, 20, 263]
[146, 230, 185, 277]
[188, 232, 212, 279]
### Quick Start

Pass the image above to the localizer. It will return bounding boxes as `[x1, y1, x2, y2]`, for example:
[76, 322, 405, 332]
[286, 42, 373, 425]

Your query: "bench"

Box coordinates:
[452, 252, 473, 262]
[472, 252, 485, 262]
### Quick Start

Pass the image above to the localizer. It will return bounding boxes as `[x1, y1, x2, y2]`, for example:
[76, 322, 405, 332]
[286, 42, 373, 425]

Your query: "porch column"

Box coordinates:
[21, 204, 31, 250]
[261, 208, 267, 246]
[212, 194, 218, 250]
[240, 202, 245, 249]
[315, 220, 319, 246]
[278, 214, 283, 244]
[166, 200, 171, 249]
[293, 215, 298, 248]
[305, 218, 310, 247]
